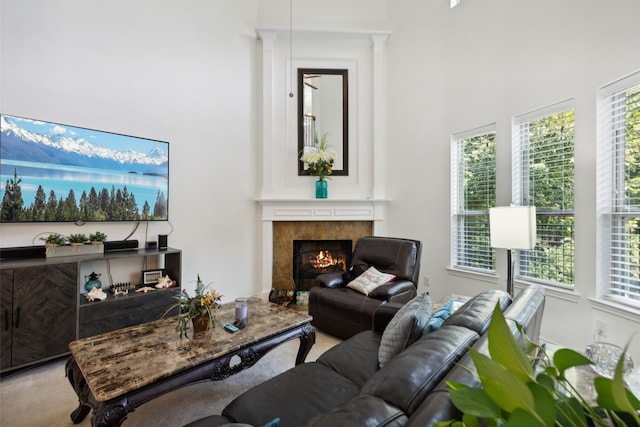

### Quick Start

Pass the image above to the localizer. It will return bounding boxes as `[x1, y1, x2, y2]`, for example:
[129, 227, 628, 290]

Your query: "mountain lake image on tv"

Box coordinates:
[0, 114, 169, 223]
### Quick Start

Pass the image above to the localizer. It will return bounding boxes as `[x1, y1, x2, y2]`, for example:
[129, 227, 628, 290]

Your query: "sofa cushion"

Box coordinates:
[318, 272, 345, 288]
[378, 292, 431, 367]
[442, 289, 511, 335]
[404, 334, 490, 427]
[361, 325, 479, 416]
[367, 279, 416, 300]
[347, 266, 395, 296]
[305, 395, 408, 427]
[222, 363, 359, 427]
[317, 330, 382, 388]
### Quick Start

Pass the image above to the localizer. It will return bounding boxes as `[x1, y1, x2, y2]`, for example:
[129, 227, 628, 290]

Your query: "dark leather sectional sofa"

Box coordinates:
[185, 286, 545, 427]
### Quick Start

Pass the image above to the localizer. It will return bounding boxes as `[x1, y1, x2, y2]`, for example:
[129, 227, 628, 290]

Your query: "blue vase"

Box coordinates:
[315, 179, 327, 199]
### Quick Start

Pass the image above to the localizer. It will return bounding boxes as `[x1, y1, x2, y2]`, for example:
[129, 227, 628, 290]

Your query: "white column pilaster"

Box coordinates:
[371, 33, 390, 199]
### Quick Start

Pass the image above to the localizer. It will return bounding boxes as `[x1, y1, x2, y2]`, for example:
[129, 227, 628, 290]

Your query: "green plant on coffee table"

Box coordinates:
[162, 275, 222, 339]
[438, 305, 640, 427]
[69, 233, 88, 244]
[89, 231, 107, 244]
[40, 233, 67, 246]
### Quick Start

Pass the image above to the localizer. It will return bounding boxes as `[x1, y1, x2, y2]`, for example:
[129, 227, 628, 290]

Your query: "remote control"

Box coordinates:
[223, 323, 238, 333]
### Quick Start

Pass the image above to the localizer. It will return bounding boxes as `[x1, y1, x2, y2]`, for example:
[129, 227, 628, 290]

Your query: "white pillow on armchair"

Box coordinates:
[346, 266, 395, 296]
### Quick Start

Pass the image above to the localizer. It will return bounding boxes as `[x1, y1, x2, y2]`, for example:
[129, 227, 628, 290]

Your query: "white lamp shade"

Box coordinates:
[489, 206, 537, 250]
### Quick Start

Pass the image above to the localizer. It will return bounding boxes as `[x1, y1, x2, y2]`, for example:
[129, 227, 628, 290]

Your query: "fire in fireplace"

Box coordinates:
[293, 240, 352, 291]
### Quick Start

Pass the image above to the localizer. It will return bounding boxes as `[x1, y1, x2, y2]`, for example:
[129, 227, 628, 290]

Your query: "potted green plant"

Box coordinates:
[68, 233, 87, 246]
[40, 233, 67, 245]
[89, 231, 107, 245]
[162, 275, 222, 339]
[439, 305, 640, 427]
[40, 233, 67, 254]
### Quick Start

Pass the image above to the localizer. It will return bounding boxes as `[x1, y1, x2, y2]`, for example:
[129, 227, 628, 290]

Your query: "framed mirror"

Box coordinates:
[298, 68, 348, 176]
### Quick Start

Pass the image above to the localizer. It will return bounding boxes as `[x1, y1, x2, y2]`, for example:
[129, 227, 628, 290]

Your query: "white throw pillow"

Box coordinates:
[346, 266, 395, 296]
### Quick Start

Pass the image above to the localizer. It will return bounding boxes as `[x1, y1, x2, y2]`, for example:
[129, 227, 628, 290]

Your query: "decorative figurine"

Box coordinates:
[86, 287, 107, 301]
[84, 272, 102, 293]
[155, 275, 175, 289]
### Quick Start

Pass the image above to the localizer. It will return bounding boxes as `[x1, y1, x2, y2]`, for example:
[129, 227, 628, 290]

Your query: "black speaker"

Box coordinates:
[104, 240, 139, 252]
[158, 234, 168, 250]
[0, 245, 46, 260]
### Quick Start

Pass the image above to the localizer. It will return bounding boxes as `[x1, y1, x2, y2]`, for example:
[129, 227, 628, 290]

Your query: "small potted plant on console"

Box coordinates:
[89, 231, 108, 246]
[68, 233, 88, 251]
[40, 233, 67, 254]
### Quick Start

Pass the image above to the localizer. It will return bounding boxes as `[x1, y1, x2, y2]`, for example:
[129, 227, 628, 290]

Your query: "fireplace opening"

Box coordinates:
[293, 240, 352, 291]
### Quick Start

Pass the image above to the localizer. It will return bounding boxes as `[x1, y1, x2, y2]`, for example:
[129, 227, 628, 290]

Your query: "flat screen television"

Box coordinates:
[0, 114, 169, 223]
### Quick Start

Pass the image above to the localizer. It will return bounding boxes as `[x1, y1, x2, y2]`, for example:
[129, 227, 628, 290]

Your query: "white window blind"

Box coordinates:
[597, 70, 640, 305]
[451, 125, 496, 273]
[513, 100, 575, 287]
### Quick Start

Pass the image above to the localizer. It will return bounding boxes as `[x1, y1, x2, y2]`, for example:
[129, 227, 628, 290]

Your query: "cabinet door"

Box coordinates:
[1, 270, 13, 370]
[12, 263, 77, 366]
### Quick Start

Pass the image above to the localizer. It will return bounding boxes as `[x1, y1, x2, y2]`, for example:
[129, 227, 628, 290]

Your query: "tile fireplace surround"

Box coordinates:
[257, 199, 389, 291]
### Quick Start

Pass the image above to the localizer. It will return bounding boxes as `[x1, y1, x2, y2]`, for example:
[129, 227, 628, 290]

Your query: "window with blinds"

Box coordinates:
[451, 126, 496, 273]
[597, 71, 640, 305]
[513, 101, 575, 287]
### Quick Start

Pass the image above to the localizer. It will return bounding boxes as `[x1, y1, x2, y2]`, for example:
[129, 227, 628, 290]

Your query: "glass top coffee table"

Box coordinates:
[65, 298, 314, 427]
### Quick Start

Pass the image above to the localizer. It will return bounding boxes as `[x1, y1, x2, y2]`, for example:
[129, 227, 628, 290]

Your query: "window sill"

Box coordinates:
[588, 296, 640, 322]
[446, 266, 498, 285]
[514, 280, 582, 304]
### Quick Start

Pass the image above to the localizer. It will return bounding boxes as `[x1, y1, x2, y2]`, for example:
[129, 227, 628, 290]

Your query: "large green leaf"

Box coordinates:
[528, 381, 557, 426]
[555, 395, 589, 427]
[471, 350, 540, 418]
[535, 372, 556, 392]
[487, 304, 534, 383]
[553, 348, 593, 377]
[460, 414, 481, 427]
[505, 408, 548, 427]
[448, 381, 501, 418]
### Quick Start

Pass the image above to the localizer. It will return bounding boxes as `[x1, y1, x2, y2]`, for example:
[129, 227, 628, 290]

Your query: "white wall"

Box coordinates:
[2, 0, 640, 359]
[384, 1, 640, 359]
[0, 1, 262, 299]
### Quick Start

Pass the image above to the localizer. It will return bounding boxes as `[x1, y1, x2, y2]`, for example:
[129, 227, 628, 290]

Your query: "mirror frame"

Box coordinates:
[297, 68, 349, 176]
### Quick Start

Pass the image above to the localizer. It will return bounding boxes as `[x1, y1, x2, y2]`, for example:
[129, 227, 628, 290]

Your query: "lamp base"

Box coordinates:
[507, 249, 514, 297]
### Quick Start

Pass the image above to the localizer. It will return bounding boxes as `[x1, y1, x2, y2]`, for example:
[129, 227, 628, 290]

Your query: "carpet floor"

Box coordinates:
[0, 330, 340, 427]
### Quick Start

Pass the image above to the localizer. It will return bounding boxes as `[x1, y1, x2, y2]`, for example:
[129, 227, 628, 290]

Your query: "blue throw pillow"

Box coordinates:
[422, 299, 454, 335]
[262, 418, 280, 427]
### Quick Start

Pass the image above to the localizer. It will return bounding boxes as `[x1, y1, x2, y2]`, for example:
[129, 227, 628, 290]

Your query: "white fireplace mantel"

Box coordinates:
[257, 198, 389, 291]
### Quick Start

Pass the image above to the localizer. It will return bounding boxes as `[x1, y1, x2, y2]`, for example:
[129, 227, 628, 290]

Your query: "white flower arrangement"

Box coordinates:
[300, 134, 337, 181]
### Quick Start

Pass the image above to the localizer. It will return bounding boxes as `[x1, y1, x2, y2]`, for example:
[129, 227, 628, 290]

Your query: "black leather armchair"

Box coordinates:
[308, 236, 422, 339]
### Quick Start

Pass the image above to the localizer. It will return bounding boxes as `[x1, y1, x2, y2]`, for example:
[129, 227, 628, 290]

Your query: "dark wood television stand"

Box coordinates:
[65, 298, 315, 427]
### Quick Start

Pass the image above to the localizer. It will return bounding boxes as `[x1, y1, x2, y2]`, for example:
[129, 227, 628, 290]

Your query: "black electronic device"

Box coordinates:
[158, 234, 168, 250]
[0, 114, 170, 224]
[104, 240, 139, 252]
[0, 245, 46, 260]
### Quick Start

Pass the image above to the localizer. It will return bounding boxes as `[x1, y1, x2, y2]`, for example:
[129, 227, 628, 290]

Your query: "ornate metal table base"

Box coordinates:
[66, 323, 315, 427]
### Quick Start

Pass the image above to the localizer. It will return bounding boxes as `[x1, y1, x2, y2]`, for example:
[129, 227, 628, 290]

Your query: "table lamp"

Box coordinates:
[489, 206, 536, 296]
